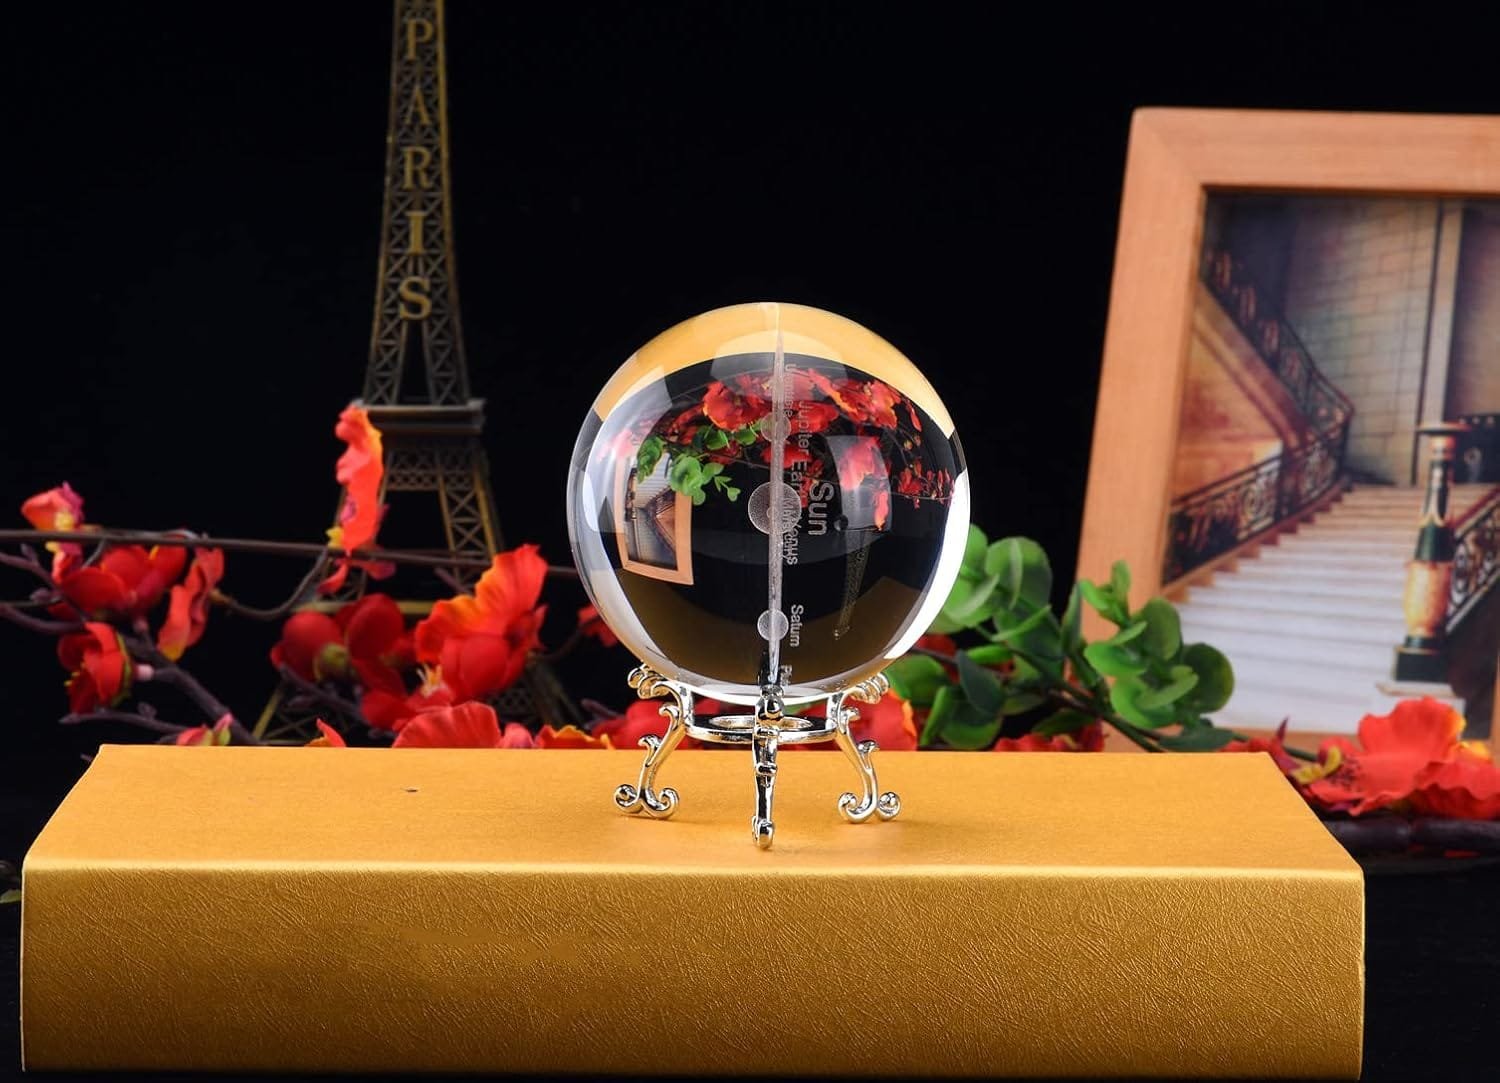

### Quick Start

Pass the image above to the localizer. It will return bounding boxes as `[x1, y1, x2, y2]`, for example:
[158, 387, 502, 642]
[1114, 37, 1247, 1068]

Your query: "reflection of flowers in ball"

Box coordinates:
[567, 302, 969, 705]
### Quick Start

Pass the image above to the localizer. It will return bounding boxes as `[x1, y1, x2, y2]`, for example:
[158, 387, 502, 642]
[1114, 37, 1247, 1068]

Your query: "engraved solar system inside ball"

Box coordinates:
[566, 302, 969, 707]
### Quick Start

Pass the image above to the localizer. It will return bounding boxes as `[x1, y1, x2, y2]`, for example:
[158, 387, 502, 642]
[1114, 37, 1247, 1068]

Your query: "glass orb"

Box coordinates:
[566, 302, 969, 706]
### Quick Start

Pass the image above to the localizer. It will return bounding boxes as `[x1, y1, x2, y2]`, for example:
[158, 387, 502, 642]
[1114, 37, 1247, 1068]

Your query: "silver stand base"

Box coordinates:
[613, 665, 901, 849]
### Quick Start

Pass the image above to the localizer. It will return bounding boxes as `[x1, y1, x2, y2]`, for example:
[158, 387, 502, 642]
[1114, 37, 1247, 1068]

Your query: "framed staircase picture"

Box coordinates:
[1078, 108, 1500, 741]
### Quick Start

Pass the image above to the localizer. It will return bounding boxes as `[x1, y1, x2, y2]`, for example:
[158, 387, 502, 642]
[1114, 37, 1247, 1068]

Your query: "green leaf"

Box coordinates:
[920, 684, 958, 746]
[941, 572, 1001, 627]
[669, 453, 700, 489]
[700, 461, 724, 479]
[690, 489, 706, 506]
[1061, 583, 1083, 653]
[964, 643, 1011, 666]
[1109, 560, 1132, 606]
[1155, 725, 1237, 751]
[733, 426, 758, 445]
[984, 536, 1052, 611]
[961, 524, 989, 575]
[1104, 619, 1147, 647]
[723, 486, 741, 501]
[1138, 597, 1182, 658]
[1078, 579, 1126, 625]
[922, 684, 1005, 749]
[1000, 691, 1046, 716]
[1181, 643, 1235, 712]
[1082, 641, 1147, 678]
[636, 435, 665, 476]
[703, 426, 729, 450]
[957, 650, 1005, 715]
[1135, 666, 1199, 710]
[1110, 675, 1176, 729]
[1034, 708, 1096, 737]
[885, 655, 950, 707]
[988, 603, 1051, 644]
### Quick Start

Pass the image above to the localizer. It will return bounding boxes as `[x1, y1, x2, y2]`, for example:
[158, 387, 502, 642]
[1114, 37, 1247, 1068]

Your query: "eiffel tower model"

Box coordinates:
[258, 0, 573, 738]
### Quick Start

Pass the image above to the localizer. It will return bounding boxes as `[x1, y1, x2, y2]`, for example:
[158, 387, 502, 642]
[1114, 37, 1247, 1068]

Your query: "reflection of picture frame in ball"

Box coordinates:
[614, 452, 695, 584]
[1077, 109, 1500, 739]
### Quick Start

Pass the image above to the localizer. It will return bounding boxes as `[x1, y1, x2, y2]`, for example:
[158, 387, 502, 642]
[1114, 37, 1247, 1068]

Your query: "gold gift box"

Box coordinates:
[22, 745, 1362, 1076]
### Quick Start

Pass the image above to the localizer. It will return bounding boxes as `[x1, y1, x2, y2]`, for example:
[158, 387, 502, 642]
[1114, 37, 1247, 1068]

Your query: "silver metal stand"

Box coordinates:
[613, 664, 901, 848]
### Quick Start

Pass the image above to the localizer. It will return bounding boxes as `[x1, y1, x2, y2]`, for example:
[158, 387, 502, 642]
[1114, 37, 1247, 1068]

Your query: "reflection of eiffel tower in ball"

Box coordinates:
[259, 0, 570, 737]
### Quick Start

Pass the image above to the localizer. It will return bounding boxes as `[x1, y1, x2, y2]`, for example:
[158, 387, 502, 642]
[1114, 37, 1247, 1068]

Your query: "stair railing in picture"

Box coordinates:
[1163, 251, 1355, 583]
[1448, 490, 1499, 631]
[1394, 422, 1500, 683]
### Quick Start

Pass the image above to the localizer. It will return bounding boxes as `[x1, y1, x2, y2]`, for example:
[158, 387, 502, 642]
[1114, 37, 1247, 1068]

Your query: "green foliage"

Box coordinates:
[636, 435, 665, 476]
[665, 454, 739, 504]
[885, 655, 948, 706]
[902, 525, 1239, 753]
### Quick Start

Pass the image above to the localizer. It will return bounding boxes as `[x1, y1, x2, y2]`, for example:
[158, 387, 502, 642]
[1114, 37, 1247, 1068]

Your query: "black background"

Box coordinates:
[3, 3, 1499, 1080]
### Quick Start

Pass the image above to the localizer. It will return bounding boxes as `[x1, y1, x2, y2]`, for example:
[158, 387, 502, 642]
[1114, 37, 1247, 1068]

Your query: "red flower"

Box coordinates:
[336, 593, 413, 694]
[592, 699, 719, 750]
[805, 372, 901, 428]
[360, 667, 454, 732]
[175, 716, 232, 746]
[850, 692, 919, 751]
[1411, 752, 1500, 820]
[57, 544, 187, 619]
[832, 437, 891, 529]
[393, 702, 534, 749]
[1301, 698, 1472, 816]
[270, 611, 348, 681]
[412, 545, 548, 701]
[577, 604, 619, 648]
[702, 380, 769, 431]
[22, 482, 87, 577]
[992, 724, 1104, 751]
[156, 548, 224, 661]
[57, 622, 132, 713]
[786, 691, 915, 752]
[536, 723, 611, 749]
[320, 406, 391, 595]
[306, 719, 348, 748]
[787, 399, 840, 433]
[760, 442, 815, 468]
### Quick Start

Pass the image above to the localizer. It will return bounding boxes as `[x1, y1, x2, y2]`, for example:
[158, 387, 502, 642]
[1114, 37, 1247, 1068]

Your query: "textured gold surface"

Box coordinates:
[22, 746, 1363, 1076]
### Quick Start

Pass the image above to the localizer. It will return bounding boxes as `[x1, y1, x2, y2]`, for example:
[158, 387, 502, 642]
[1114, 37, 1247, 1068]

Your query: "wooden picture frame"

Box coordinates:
[1077, 108, 1500, 737]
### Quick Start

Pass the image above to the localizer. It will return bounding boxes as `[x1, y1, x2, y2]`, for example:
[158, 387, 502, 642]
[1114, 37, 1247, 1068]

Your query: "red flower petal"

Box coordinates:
[307, 720, 348, 748]
[271, 611, 344, 681]
[1411, 756, 1500, 820]
[536, 723, 612, 749]
[576, 603, 619, 648]
[393, 702, 506, 749]
[157, 547, 224, 661]
[318, 406, 386, 595]
[339, 593, 406, 660]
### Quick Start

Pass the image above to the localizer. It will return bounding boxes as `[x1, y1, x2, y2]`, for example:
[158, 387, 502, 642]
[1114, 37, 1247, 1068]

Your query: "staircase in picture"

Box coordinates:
[1175, 483, 1498, 734]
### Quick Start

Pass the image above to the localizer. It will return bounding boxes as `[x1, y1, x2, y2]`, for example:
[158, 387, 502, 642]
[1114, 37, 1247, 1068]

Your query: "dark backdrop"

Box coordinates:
[4, 3, 1497, 800]
[4, 6, 1500, 1082]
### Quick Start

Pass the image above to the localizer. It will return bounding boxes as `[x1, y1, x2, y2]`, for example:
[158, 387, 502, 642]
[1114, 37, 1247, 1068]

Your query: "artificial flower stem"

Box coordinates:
[274, 665, 369, 730]
[0, 528, 580, 579]
[59, 708, 190, 738]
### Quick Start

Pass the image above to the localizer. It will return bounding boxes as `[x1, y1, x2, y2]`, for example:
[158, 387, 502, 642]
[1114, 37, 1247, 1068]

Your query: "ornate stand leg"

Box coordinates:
[831, 674, 901, 824]
[614, 665, 691, 819]
[749, 689, 784, 849]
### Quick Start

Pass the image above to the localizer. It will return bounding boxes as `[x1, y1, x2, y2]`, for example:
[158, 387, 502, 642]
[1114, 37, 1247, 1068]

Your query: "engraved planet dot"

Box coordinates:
[746, 481, 803, 536]
[757, 608, 790, 642]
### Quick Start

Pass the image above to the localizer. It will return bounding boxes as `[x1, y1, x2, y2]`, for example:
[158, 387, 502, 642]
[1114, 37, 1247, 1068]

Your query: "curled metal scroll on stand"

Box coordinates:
[611, 664, 901, 848]
[613, 665, 692, 818]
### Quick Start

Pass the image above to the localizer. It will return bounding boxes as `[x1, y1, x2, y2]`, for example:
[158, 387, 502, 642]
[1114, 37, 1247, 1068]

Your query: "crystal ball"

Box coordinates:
[566, 302, 969, 706]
